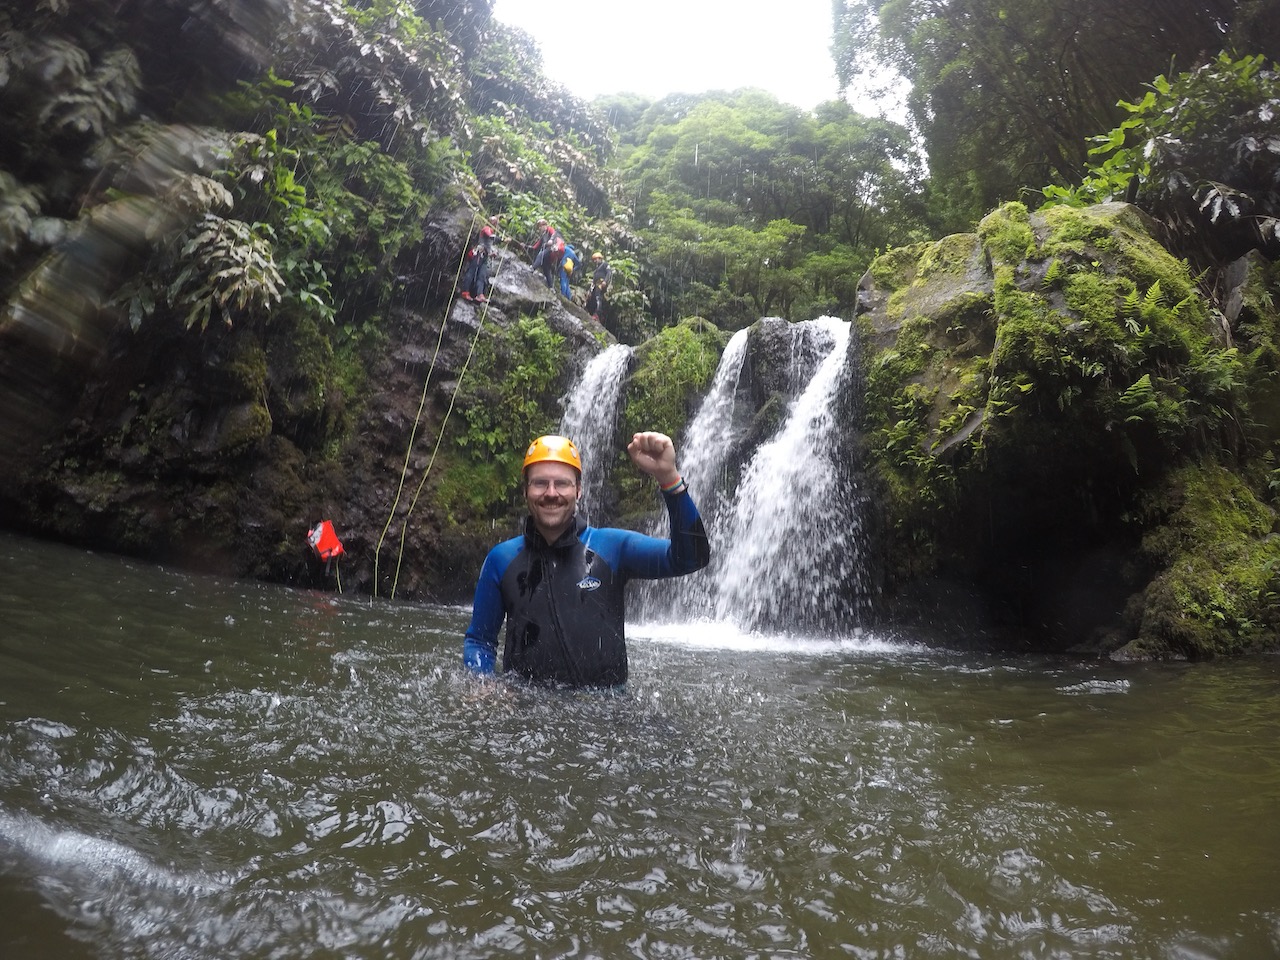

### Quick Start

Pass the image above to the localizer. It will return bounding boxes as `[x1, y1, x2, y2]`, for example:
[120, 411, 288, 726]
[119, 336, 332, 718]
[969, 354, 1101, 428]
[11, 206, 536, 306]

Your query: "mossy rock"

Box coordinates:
[616, 317, 725, 517]
[621, 317, 725, 440]
[858, 202, 1256, 647]
[1119, 462, 1280, 659]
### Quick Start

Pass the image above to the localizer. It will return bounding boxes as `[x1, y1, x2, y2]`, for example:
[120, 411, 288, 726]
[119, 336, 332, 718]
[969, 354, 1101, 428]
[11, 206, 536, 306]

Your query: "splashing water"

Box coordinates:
[559, 344, 633, 517]
[673, 328, 751, 509]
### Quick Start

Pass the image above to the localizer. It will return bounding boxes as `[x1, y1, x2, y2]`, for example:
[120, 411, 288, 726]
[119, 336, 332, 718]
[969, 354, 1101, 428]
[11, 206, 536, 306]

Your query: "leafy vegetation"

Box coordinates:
[1042, 52, 1280, 269]
[447, 316, 568, 521]
[610, 91, 928, 327]
[834, 0, 1280, 228]
[617, 318, 725, 515]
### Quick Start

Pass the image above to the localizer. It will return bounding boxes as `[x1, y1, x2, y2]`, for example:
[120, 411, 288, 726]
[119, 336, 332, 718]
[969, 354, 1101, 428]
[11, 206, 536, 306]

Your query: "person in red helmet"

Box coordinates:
[458, 221, 496, 303]
[462, 431, 710, 687]
[530, 222, 566, 289]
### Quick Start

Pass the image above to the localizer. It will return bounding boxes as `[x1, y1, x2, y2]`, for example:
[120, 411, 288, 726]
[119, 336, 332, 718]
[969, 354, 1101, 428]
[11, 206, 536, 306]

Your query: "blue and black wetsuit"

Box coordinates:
[462, 489, 710, 686]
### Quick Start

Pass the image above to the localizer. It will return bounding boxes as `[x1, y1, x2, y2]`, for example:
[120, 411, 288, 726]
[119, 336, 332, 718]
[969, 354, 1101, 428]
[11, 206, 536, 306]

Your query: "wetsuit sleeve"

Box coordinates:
[604, 487, 711, 580]
[462, 547, 507, 674]
[662, 486, 711, 574]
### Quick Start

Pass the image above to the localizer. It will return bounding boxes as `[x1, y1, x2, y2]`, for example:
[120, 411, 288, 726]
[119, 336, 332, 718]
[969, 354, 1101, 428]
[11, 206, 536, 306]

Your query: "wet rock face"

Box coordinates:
[0, 201, 613, 602]
[857, 201, 1280, 657]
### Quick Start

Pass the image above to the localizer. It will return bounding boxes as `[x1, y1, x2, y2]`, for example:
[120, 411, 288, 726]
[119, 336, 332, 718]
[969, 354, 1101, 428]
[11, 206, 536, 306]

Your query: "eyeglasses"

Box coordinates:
[526, 477, 578, 494]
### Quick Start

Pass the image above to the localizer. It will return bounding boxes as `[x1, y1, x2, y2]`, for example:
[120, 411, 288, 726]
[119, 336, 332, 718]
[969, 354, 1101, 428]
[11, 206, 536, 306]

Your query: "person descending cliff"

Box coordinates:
[559, 242, 578, 299]
[530, 222, 565, 289]
[458, 222, 496, 303]
[585, 251, 613, 320]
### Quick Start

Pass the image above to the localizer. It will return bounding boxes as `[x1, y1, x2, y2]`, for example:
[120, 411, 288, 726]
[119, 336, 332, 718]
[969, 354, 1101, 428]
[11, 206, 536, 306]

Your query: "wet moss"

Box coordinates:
[617, 317, 725, 516]
[214, 401, 273, 456]
[225, 336, 269, 400]
[1042, 204, 1199, 305]
[1061, 271, 1129, 332]
[857, 202, 1268, 648]
[1123, 463, 1280, 659]
[867, 241, 929, 291]
[978, 202, 1035, 265]
[990, 266, 1065, 377]
[917, 233, 981, 281]
[621, 317, 724, 441]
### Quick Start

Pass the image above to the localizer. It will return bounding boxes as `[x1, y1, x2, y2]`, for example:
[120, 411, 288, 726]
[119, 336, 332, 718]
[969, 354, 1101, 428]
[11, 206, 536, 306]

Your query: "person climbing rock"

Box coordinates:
[458, 222, 496, 303]
[559, 242, 578, 299]
[585, 251, 613, 320]
[461, 432, 710, 687]
[530, 222, 565, 289]
[525, 218, 548, 258]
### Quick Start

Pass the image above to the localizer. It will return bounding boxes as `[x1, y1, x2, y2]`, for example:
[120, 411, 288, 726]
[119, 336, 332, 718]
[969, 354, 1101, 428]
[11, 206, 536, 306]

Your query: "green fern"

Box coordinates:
[1118, 373, 1159, 422]
[169, 215, 283, 331]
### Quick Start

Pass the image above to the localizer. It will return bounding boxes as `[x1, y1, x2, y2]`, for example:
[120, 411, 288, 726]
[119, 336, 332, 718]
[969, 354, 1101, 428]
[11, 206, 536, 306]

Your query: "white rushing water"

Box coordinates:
[559, 343, 633, 516]
[635, 316, 867, 633]
[711, 316, 864, 631]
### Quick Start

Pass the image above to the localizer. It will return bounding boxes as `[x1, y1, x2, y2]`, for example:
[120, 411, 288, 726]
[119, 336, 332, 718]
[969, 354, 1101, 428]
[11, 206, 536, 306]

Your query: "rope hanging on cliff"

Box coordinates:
[372, 215, 478, 598]
[387, 254, 506, 600]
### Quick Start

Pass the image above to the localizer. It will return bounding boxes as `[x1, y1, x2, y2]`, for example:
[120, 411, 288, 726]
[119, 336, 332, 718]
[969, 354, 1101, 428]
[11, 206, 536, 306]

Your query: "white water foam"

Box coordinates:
[629, 619, 914, 656]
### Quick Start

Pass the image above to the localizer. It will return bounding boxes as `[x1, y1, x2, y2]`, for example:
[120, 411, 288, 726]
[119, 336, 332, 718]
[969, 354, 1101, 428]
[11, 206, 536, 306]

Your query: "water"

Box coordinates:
[644, 318, 866, 631]
[559, 344, 633, 518]
[712, 317, 863, 631]
[3, 533, 1279, 959]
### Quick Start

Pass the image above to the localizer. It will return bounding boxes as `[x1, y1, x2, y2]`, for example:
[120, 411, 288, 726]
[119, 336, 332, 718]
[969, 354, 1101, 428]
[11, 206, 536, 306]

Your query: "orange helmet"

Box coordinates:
[592, 251, 603, 260]
[523, 435, 582, 473]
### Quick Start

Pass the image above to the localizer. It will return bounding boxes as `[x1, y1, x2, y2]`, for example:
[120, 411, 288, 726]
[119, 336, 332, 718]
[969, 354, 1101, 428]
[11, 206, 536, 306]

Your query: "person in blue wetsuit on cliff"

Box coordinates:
[462, 432, 710, 687]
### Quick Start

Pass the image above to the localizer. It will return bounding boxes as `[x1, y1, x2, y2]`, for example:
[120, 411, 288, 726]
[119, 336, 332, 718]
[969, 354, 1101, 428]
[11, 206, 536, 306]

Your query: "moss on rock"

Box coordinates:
[617, 317, 725, 517]
[1120, 462, 1280, 659]
[858, 201, 1270, 652]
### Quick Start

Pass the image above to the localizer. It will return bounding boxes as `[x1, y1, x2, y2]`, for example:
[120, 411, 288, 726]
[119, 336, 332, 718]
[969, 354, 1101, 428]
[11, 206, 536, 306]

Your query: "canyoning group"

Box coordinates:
[458, 214, 612, 320]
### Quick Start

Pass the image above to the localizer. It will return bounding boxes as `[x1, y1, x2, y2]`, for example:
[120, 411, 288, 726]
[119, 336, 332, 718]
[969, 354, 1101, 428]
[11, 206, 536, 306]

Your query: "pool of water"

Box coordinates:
[2, 533, 1278, 958]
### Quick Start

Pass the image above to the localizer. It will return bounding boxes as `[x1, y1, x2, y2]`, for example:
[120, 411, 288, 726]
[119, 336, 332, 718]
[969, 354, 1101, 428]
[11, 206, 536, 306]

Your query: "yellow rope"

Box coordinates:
[372, 215, 478, 598]
[388, 254, 504, 599]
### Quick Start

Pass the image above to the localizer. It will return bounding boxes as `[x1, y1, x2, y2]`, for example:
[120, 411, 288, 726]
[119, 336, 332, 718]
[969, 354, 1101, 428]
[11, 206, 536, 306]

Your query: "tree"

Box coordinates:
[614, 88, 927, 327]
[832, 0, 1280, 228]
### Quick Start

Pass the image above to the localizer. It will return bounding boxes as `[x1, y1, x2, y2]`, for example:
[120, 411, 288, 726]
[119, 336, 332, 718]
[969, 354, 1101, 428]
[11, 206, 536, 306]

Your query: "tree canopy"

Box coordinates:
[609, 89, 928, 328]
[832, 0, 1280, 228]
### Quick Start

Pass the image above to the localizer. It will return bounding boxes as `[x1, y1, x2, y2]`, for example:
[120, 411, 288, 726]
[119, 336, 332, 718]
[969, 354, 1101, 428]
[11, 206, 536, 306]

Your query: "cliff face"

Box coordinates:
[855, 201, 1280, 658]
[0, 0, 622, 602]
[0, 201, 611, 602]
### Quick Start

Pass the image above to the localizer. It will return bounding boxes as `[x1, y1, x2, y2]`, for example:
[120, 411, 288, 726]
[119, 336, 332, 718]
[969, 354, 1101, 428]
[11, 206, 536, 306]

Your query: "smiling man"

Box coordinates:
[462, 432, 711, 687]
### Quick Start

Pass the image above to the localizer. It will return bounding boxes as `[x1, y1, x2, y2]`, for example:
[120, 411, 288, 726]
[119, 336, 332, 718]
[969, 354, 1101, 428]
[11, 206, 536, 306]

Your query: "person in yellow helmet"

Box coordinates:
[462, 431, 710, 687]
[585, 251, 612, 321]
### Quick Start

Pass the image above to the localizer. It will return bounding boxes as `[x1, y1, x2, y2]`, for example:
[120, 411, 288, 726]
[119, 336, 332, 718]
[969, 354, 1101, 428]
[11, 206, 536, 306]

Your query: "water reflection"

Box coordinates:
[2, 533, 1279, 958]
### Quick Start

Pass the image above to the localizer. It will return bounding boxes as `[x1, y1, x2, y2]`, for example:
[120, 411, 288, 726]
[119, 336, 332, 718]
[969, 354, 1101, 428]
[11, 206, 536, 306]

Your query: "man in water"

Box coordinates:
[462, 432, 710, 687]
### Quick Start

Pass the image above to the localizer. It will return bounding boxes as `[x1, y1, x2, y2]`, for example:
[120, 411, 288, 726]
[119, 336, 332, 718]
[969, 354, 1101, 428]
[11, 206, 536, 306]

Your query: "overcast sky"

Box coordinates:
[489, 0, 845, 113]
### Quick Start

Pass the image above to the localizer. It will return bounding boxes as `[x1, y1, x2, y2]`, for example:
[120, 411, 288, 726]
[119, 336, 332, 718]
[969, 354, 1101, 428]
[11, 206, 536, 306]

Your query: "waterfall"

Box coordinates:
[559, 344, 633, 518]
[642, 316, 867, 634]
[671, 328, 751, 512]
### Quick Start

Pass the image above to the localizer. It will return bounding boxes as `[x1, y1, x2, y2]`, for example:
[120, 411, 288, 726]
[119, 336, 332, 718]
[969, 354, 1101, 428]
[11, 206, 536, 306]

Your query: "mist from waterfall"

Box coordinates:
[559, 344, 632, 518]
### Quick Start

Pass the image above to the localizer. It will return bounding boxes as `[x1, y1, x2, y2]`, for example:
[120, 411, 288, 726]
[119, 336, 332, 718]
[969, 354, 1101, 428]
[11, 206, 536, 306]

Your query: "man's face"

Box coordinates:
[524, 461, 580, 536]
